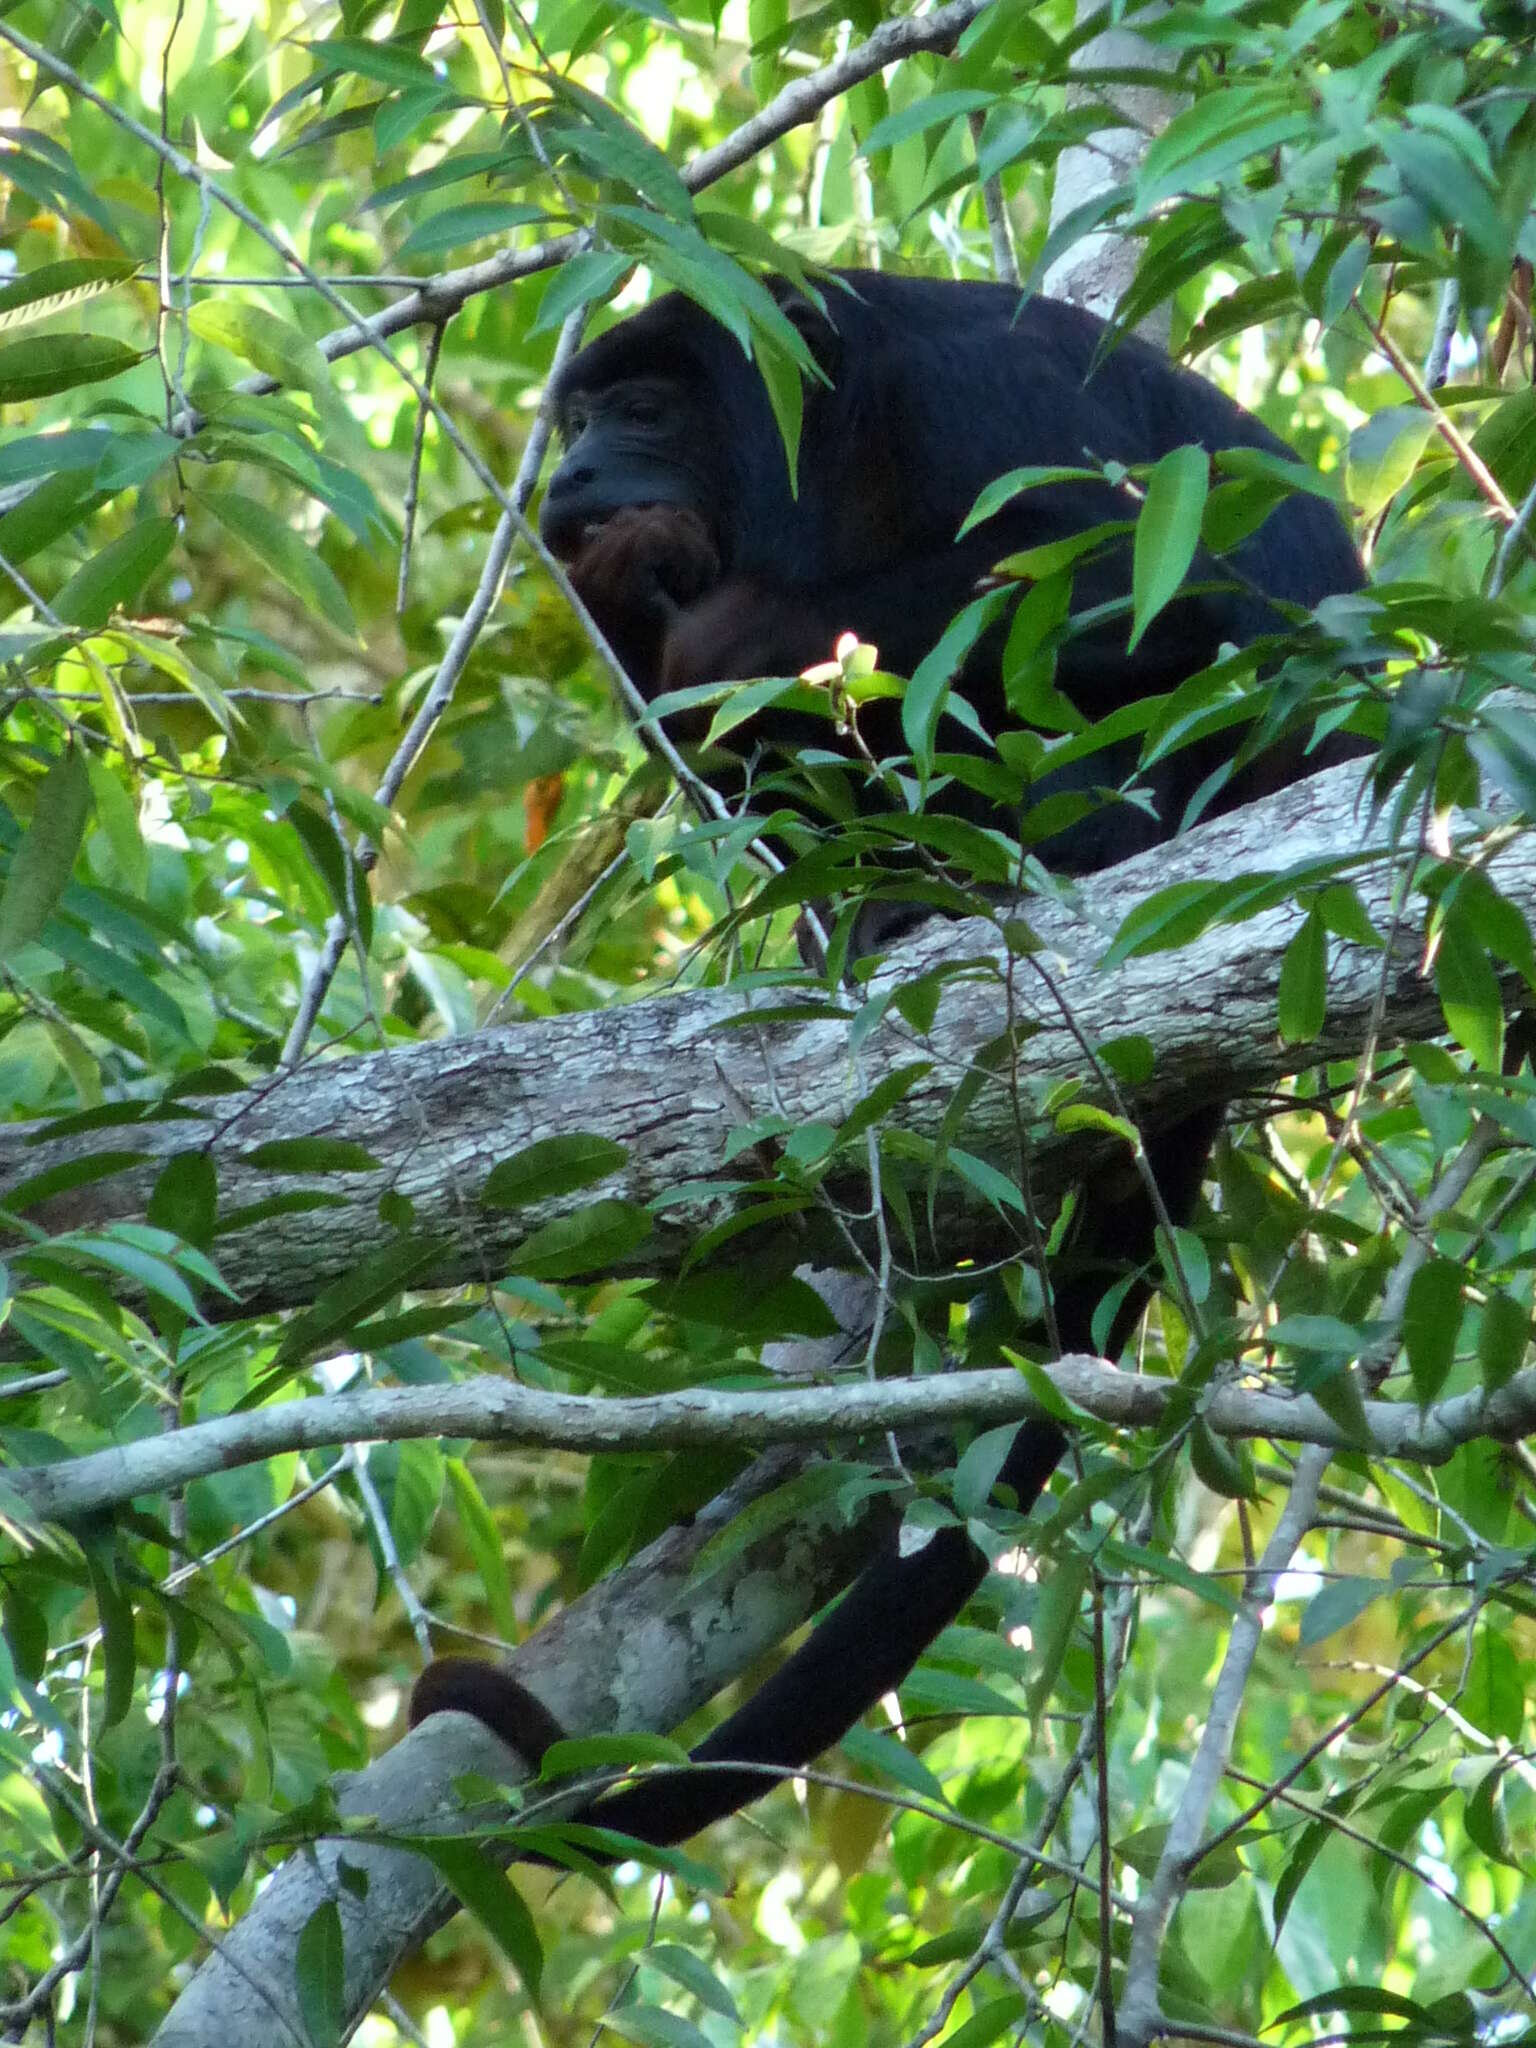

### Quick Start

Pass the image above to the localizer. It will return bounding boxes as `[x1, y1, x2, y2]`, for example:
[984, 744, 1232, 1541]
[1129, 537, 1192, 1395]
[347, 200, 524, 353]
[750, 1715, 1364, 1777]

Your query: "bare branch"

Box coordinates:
[12, 1357, 1536, 1529]
[1118, 1446, 1329, 2048]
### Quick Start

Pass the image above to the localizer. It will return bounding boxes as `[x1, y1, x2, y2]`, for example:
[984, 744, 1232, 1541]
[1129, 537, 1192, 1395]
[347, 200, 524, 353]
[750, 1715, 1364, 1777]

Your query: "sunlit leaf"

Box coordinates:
[0, 333, 145, 402]
[1129, 443, 1209, 649]
[0, 746, 90, 958]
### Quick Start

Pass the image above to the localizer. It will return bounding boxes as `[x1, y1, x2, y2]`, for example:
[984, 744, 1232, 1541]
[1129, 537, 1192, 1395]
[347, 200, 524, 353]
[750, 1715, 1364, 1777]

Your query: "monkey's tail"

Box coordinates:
[585, 1417, 1064, 1846]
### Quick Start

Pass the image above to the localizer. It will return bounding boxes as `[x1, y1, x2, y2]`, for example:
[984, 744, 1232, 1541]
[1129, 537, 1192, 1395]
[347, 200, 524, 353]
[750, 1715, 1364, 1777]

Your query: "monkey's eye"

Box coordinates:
[562, 400, 590, 439]
[623, 393, 663, 426]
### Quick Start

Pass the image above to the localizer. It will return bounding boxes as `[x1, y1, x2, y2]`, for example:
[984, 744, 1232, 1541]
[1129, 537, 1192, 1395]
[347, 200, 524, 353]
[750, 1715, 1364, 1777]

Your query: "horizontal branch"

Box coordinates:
[15, 1356, 1535, 1527]
[0, 755, 1517, 1320]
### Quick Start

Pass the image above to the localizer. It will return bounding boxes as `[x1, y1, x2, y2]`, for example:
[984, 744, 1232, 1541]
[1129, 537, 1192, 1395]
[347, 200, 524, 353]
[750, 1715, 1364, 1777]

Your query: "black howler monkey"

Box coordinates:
[409, 271, 1365, 1860]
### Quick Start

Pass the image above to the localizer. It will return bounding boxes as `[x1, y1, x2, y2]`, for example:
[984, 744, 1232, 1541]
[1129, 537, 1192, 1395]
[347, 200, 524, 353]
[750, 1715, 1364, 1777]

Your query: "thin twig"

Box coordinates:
[1118, 1446, 1328, 2048]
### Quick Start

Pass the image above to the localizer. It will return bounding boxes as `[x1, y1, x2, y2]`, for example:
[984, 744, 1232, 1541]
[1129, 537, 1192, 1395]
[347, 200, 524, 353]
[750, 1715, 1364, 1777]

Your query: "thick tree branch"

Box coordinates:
[1, 755, 1520, 1319]
[149, 1447, 900, 2048]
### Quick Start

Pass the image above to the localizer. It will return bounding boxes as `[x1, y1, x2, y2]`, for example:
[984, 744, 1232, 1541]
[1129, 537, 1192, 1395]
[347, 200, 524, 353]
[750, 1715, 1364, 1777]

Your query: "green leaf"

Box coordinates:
[856, 89, 993, 157]
[396, 201, 550, 257]
[899, 1668, 1020, 1719]
[959, 464, 1100, 536]
[1102, 1538, 1240, 1615]
[446, 1459, 517, 1642]
[529, 250, 632, 336]
[1277, 907, 1326, 1044]
[1025, 1544, 1091, 1720]
[0, 333, 145, 402]
[1476, 1289, 1528, 1396]
[3, 1149, 150, 1215]
[1054, 1104, 1137, 1145]
[82, 1547, 135, 1726]
[954, 1425, 1019, 1517]
[1188, 1419, 1257, 1500]
[0, 257, 136, 332]
[513, 1199, 651, 1280]
[945, 1146, 1027, 1215]
[1380, 120, 1510, 262]
[367, 150, 511, 212]
[1273, 1813, 1332, 1937]
[482, 1134, 629, 1207]
[901, 589, 1009, 772]
[1103, 877, 1245, 965]
[1470, 698, 1536, 820]
[752, 320, 804, 496]
[646, 1943, 743, 2024]
[690, 1462, 877, 1577]
[930, 1996, 1028, 2048]
[837, 1723, 946, 1804]
[1277, 1987, 1447, 2026]
[604, 2008, 714, 2048]
[1465, 1628, 1523, 1743]
[245, 1138, 382, 1173]
[1316, 883, 1383, 949]
[201, 492, 357, 639]
[1346, 405, 1436, 519]
[1294, 1357, 1372, 1445]
[45, 1231, 203, 1316]
[146, 1151, 217, 1251]
[45, 921, 194, 1040]
[1404, 1256, 1463, 1408]
[0, 427, 118, 483]
[1297, 1575, 1385, 1648]
[1434, 909, 1503, 1069]
[266, 1236, 446, 1374]
[294, 1900, 345, 2048]
[1099, 1034, 1154, 1084]
[1136, 86, 1310, 208]
[374, 86, 453, 157]
[2, 1588, 48, 1685]
[994, 520, 1129, 583]
[1268, 1315, 1369, 1357]
[286, 801, 373, 953]
[556, 124, 693, 224]
[836, 1062, 931, 1146]
[1118, 1822, 1246, 1888]
[1129, 443, 1208, 650]
[542, 1730, 687, 1781]
[1463, 1764, 1520, 1867]
[307, 33, 444, 89]
[84, 751, 146, 891]
[188, 301, 330, 396]
[1157, 1224, 1210, 1305]
[52, 516, 175, 630]
[0, 746, 90, 957]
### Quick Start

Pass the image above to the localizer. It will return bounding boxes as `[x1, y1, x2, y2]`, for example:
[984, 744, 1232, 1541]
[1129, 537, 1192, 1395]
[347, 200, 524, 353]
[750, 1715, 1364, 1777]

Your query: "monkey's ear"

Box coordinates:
[777, 287, 843, 382]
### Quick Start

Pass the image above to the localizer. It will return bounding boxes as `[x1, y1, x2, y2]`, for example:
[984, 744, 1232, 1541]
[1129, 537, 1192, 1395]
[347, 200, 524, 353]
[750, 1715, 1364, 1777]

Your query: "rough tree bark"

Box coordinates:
[1042, 4, 1182, 331]
[149, 1449, 901, 2047]
[1, 753, 1510, 1322]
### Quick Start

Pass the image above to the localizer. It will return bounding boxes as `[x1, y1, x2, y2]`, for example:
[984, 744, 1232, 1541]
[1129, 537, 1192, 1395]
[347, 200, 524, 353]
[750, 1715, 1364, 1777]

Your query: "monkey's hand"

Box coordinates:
[565, 505, 721, 690]
[569, 505, 721, 622]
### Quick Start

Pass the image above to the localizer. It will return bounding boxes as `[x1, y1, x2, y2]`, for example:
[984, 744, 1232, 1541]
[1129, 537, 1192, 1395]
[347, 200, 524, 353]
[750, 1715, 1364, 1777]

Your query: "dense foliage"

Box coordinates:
[1, 0, 1535, 2042]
